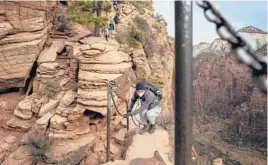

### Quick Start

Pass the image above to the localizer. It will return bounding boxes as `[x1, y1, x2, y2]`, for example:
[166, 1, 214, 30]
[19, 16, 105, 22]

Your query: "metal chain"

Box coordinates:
[196, 0, 267, 94]
[108, 81, 142, 127]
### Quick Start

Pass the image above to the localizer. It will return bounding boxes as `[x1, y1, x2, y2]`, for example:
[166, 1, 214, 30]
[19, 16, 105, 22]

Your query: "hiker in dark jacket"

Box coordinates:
[113, 14, 120, 25]
[123, 81, 162, 134]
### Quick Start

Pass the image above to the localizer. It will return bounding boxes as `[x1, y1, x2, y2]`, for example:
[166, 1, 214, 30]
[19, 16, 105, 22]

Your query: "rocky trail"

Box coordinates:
[0, 1, 175, 165]
[102, 128, 173, 165]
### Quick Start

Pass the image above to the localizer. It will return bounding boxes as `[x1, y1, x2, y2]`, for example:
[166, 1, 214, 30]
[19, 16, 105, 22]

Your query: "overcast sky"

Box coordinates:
[153, 1, 267, 45]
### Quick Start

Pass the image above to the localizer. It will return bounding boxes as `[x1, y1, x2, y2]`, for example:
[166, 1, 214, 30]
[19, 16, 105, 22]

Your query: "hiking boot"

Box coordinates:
[139, 125, 149, 135]
[148, 124, 156, 134]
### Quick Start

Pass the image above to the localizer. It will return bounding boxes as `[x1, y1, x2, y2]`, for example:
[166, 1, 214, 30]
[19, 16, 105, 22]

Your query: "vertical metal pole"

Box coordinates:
[126, 101, 129, 130]
[174, 1, 193, 165]
[106, 83, 111, 162]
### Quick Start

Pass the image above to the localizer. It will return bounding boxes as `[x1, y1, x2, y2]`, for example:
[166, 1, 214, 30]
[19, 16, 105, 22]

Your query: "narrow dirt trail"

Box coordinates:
[102, 127, 173, 165]
[126, 128, 173, 165]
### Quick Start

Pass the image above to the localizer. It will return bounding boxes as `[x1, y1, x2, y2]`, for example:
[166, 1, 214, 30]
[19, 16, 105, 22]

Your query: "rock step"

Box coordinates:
[77, 88, 109, 101]
[78, 51, 131, 64]
[125, 128, 172, 165]
[38, 40, 65, 63]
[46, 134, 96, 165]
[78, 70, 123, 83]
[80, 62, 132, 74]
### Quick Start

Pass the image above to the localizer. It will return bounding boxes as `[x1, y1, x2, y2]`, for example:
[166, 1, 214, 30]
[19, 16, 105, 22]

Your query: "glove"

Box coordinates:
[123, 112, 132, 118]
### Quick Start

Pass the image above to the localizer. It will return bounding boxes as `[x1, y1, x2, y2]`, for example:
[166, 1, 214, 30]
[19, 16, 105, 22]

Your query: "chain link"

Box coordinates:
[196, 0, 267, 94]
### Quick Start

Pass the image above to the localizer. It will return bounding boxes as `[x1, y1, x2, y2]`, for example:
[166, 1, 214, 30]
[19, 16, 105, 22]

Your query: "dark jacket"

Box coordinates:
[114, 15, 120, 24]
[128, 89, 160, 116]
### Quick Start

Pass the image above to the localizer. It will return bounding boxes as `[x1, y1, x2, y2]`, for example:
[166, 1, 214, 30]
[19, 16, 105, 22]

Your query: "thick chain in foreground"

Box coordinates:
[196, 0, 267, 94]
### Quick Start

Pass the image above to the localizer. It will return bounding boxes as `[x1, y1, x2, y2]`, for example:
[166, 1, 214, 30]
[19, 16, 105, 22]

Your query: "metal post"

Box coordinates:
[126, 101, 129, 130]
[174, 1, 193, 165]
[106, 83, 111, 162]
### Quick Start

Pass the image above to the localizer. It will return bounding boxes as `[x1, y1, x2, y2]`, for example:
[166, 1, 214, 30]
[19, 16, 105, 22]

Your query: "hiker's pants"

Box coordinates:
[139, 105, 161, 125]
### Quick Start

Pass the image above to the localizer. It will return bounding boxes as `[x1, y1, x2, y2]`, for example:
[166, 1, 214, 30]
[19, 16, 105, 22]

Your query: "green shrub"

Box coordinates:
[144, 1, 153, 9]
[27, 133, 53, 164]
[155, 13, 164, 22]
[43, 80, 60, 99]
[126, 26, 144, 48]
[67, 1, 111, 36]
[134, 16, 160, 59]
[102, 2, 112, 12]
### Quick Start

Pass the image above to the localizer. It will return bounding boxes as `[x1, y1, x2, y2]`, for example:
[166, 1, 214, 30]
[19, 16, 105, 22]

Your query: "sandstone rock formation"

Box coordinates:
[0, 1, 58, 92]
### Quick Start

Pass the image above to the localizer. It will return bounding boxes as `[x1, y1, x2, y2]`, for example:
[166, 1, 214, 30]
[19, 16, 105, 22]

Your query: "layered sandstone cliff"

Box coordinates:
[0, 1, 58, 92]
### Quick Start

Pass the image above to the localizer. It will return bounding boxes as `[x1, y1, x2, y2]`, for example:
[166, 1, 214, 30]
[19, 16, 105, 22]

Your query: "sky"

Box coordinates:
[153, 1, 267, 45]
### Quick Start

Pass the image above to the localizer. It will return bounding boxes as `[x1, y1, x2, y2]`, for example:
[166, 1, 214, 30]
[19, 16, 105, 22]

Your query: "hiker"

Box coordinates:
[113, 13, 120, 25]
[123, 81, 162, 134]
[104, 25, 109, 41]
[109, 22, 115, 35]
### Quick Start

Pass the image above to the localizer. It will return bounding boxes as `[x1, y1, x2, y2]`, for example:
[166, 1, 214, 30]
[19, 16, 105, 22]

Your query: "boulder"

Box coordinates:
[68, 30, 92, 42]
[4, 135, 16, 144]
[0, 142, 10, 152]
[56, 43, 66, 54]
[1, 145, 32, 165]
[50, 115, 67, 130]
[6, 116, 32, 131]
[94, 142, 105, 153]
[212, 158, 224, 165]
[35, 112, 54, 129]
[105, 45, 119, 53]
[0, 22, 13, 39]
[13, 109, 31, 120]
[78, 45, 91, 51]
[38, 41, 62, 63]
[46, 134, 96, 165]
[60, 78, 69, 88]
[83, 50, 102, 57]
[38, 100, 59, 117]
[114, 128, 127, 145]
[91, 43, 105, 51]
[61, 90, 77, 107]
[122, 7, 133, 15]
[14, 100, 33, 120]
[82, 151, 99, 165]
[80, 37, 108, 46]
[38, 62, 59, 74]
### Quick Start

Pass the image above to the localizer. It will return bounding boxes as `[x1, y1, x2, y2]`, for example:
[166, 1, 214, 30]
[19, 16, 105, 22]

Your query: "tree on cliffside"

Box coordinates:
[67, 1, 112, 37]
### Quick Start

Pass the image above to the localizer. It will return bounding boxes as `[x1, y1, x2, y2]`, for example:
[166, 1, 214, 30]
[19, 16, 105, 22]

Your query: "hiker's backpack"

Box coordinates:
[145, 83, 162, 101]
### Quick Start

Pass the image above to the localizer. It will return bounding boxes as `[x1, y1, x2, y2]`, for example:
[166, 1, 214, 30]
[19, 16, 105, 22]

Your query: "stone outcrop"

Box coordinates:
[71, 37, 133, 117]
[1, 145, 32, 165]
[0, 1, 58, 92]
[46, 134, 96, 165]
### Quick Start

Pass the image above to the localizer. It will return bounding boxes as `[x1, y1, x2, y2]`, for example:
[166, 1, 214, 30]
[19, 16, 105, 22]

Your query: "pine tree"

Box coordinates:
[67, 1, 112, 37]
